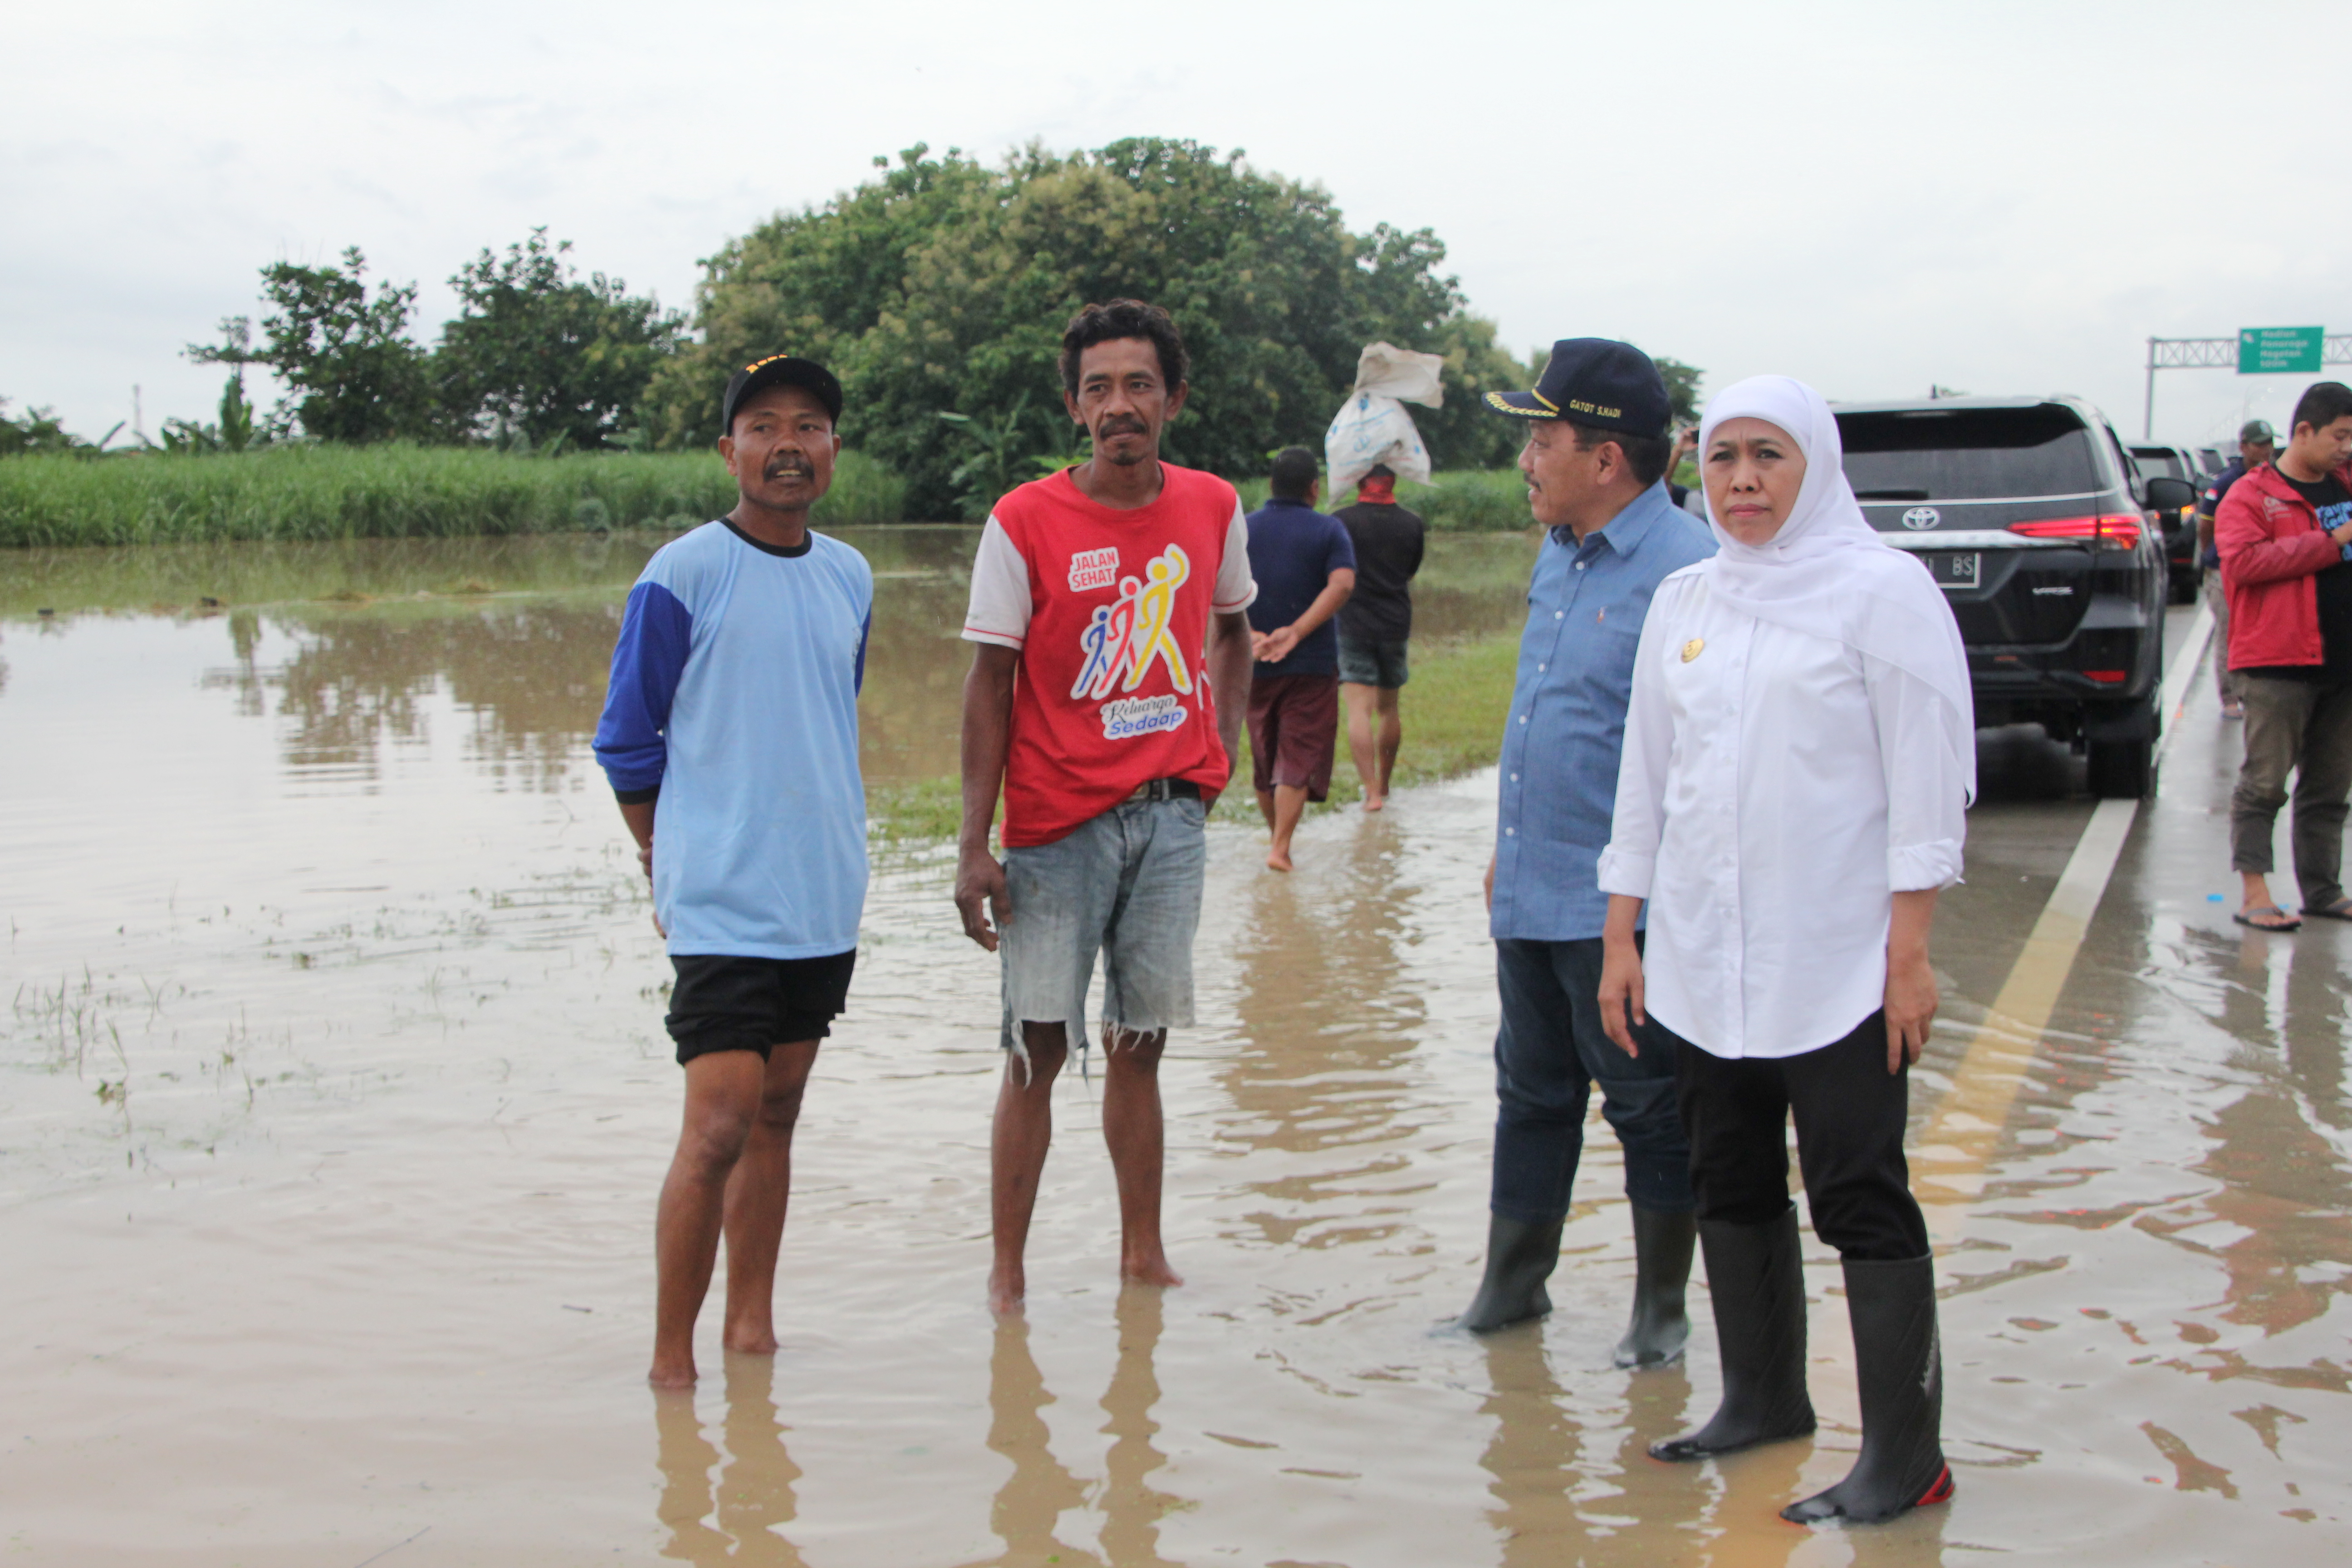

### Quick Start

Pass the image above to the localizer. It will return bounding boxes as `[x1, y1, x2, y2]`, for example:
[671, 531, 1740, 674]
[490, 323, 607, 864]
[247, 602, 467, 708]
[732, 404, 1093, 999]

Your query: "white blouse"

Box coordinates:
[1596, 571, 1968, 1060]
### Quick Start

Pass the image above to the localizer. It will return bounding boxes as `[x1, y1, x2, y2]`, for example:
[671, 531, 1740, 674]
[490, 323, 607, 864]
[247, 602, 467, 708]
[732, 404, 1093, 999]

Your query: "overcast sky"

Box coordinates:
[6, 0, 2341, 456]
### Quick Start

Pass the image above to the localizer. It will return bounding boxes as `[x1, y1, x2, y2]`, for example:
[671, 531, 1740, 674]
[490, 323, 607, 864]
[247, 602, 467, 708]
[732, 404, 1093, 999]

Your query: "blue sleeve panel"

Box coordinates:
[855, 608, 871, 697]
[594, 580, 694, 799]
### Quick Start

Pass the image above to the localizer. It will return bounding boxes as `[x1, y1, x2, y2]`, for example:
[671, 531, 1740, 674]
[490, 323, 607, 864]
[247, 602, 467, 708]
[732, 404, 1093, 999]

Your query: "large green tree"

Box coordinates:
[435, 230, 686, 450]
[642, 139, 1531, 517]
[193, 248, 431, 442]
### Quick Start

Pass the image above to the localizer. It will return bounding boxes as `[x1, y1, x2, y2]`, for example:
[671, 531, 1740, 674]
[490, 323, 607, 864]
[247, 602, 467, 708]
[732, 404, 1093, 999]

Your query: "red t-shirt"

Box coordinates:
[962, 465, 1258, 847]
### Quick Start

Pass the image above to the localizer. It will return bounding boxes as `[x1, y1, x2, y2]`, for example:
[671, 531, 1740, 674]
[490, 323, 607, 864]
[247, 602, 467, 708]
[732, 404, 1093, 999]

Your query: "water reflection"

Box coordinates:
[974, 1289, 1176, 1567]
[15, 529, 1533, 794]
[1220, 819, 1435, 1252]
[652, 1358, 808, 1566]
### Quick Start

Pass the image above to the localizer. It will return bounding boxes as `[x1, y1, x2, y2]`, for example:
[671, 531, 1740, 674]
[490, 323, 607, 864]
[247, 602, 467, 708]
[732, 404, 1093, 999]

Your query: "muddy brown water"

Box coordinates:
[1, 537, 2345, 1563]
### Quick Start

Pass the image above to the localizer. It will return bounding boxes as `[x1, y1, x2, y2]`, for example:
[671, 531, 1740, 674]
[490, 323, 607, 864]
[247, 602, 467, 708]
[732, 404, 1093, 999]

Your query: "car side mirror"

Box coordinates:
[2145, 475, 2196, 512]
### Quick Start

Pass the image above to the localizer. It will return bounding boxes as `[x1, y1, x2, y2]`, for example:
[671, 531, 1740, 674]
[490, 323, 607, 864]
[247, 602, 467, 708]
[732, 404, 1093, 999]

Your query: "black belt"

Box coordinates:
[1124, 777, 1201, 803]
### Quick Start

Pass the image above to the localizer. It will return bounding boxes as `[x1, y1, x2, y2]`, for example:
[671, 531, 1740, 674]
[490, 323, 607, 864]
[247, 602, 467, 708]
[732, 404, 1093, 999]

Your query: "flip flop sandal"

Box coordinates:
[2234, 905, 2303, 931]
[2303, 899, 2352, 921]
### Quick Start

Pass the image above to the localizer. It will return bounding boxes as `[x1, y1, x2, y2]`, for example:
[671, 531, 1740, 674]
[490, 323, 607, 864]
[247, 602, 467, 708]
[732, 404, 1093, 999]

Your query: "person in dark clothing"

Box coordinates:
[1246, 446, 1356, 871]
[2217, 384, 2352, 931]
[1332, 463, 1425, 809]
[2199, 418, 2279, 716]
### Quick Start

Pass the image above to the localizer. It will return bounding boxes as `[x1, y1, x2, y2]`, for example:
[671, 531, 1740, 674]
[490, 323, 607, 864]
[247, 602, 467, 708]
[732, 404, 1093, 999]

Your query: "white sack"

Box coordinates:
[1326, 343, 1445, 493]
[1326, 391, 1433, 494]
[1350, 342, 1445, 408]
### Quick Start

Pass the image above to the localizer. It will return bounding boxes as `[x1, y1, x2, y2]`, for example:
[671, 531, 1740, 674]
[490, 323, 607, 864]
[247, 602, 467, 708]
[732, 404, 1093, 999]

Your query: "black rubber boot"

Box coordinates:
[1649, 1205, 1816, 1460]
[1457, 1212, 1564, 1333]
[1781, 1255, 1953, 1525]
[1612, 1205, 1696, 1368]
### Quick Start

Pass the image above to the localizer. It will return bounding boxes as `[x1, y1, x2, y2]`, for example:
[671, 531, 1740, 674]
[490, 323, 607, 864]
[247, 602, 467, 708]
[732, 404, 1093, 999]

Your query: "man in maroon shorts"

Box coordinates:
[1245, 445, 1357, 871]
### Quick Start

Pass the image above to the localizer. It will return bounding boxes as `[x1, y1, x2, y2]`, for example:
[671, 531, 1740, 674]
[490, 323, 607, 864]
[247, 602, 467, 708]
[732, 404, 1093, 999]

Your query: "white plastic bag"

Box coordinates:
[1350, 342, 1445, 408]
[1325, 342, 1444, 494]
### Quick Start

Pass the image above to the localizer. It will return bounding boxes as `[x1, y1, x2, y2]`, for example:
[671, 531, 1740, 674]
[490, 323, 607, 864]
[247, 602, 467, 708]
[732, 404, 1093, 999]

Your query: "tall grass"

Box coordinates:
[1233, 468, 1533, 532]
[1209, 629, 1519, 823]
[0, 446, 907, 547]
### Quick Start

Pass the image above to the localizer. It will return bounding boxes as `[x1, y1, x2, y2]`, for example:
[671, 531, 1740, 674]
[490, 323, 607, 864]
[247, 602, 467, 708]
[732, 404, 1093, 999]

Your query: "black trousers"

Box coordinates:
[1667, 1009, 1928, 1262]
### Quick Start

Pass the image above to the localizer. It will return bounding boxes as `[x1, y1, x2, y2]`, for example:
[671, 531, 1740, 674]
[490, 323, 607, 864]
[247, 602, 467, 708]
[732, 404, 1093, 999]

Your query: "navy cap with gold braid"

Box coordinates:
[1485, 338, 1671, 439]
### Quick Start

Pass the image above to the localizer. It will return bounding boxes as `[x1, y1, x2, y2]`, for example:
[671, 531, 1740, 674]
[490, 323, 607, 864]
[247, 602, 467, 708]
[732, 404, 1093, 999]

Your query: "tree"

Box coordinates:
[159, 376, 259, 455]
[192, 250, 430, 443]
[0, 399, 97, 456]
[641, 139, 1530, 516]
[1657, 357, 1704, 426]
[434, 230, 686, 450]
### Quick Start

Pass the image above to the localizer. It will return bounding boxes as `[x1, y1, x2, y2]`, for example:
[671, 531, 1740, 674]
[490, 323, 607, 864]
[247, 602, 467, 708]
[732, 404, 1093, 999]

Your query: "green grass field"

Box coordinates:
[0, 449, 1539, 549]
[0, 446, 906, 547]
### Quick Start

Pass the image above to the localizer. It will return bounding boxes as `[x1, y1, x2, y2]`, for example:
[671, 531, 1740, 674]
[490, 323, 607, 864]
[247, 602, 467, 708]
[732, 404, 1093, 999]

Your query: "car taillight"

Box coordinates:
[2083, 670, 2128, 683]
[2007, 515, 2145, 549]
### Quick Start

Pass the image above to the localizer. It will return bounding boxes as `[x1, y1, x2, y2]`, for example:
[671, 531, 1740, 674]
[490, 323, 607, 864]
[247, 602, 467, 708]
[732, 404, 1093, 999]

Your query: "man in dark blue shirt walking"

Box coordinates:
[1245, 446, 1356, 871]
[1460, 341, 1716, 1364]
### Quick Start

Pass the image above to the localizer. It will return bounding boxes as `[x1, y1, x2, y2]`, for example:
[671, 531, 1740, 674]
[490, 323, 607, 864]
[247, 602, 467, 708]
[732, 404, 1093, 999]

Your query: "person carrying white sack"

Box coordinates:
[1595, 374, 1974, 1527]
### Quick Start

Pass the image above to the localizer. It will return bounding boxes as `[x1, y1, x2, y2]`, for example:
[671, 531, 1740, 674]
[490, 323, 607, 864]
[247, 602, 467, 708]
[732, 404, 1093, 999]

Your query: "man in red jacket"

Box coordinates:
[2218, 381, 2352, 930]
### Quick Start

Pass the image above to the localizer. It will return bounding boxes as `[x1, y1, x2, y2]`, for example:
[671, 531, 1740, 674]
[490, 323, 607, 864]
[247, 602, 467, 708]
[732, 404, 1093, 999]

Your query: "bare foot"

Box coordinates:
[1362, 795, 1385, 812]
[722, 1319, 778, 1355]
[1121, 1255, 1184, 1289]
[1265, 846, 1293, 872]
[647, 1352, 698, 1389]
[988, 1264, 1026, 1316]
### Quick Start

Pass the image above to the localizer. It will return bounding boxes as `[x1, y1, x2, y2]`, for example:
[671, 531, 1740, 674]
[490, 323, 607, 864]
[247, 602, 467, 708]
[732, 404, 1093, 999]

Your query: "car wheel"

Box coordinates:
[2087, 735, 2156, 799]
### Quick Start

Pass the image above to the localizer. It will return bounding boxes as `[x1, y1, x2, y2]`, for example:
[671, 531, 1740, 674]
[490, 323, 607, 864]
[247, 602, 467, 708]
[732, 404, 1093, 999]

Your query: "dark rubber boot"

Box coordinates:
[1612, 1206, 1696, 1368]
[1457, 1213, 1564, 1333]
[1781, 1255, 1953, 1525]
[1649, 1205, 1816, 1460]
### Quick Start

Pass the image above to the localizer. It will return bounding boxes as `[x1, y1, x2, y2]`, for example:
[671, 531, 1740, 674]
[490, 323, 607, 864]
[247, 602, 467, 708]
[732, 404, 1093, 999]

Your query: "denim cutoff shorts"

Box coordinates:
[1335, 632, 1409, 689]
[999, 794, 1207, 1063]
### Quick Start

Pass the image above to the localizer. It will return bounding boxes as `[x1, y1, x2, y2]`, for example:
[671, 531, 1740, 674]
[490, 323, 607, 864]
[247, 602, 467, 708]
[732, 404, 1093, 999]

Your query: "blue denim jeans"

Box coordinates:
[1490, 936, 1694, 1222]
[999, 795, 1207, 1064]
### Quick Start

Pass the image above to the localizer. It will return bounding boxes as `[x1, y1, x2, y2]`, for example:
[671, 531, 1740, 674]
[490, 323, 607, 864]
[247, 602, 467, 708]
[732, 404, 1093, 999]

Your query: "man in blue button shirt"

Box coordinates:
[1458, 340, 1715, 1362]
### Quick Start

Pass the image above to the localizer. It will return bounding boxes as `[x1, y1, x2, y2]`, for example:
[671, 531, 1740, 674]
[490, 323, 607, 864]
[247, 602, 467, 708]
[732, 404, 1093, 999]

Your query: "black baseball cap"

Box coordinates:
[721, 354, 844, 433]
[2239, 418, 2278, 444]
[1485, 338, 1671, 440]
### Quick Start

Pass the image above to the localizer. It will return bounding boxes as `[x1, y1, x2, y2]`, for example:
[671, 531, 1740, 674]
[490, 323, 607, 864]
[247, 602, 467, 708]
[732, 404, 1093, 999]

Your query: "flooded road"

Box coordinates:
[2, 537, 2346, 1563]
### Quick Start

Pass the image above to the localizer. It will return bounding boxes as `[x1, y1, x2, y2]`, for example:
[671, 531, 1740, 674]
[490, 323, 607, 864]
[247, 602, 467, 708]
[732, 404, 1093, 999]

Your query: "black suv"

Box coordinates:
[2129, 441, 2206, 603]
[1832, 395, 2187, 798]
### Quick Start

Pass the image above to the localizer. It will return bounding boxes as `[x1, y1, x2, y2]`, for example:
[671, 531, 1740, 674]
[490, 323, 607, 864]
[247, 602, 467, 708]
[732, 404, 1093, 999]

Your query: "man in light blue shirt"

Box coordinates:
[1460, 340, 1715, 1360]
[593, 354, 873, 1388]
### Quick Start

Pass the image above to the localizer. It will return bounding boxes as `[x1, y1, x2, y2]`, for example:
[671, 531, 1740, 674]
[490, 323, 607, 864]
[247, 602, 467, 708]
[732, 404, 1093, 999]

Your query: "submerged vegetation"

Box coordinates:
[0, 449, 1542, 546]
[0, 446, 905, 547]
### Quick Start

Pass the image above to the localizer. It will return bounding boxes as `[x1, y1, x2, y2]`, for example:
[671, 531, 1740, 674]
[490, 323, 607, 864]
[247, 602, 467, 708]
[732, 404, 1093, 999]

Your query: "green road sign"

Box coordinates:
[2239, 325, 2325, 374]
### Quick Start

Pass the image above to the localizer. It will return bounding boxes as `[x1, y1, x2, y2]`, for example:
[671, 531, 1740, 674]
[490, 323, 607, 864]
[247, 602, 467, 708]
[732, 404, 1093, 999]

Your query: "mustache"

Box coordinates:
[1095, 416, 1148, 439]
[763, 457, 814, 479]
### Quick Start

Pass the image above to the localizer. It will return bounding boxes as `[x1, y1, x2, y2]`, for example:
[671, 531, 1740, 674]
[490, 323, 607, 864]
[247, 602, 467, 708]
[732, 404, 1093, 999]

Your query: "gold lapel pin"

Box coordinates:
[1680, 637, 1705, 663]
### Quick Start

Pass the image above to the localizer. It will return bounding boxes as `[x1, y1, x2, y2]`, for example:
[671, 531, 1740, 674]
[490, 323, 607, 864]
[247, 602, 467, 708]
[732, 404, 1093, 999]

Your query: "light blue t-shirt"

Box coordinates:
[593, 520, 873, 959]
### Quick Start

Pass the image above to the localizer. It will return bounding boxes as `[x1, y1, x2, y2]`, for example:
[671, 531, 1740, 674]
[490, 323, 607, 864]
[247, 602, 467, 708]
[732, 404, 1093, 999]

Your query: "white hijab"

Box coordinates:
[1697, 374, 1977, 802]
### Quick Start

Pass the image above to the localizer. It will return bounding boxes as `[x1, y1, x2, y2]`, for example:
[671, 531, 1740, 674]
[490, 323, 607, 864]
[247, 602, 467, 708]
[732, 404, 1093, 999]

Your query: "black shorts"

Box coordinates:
[665, 951, 856, 1065]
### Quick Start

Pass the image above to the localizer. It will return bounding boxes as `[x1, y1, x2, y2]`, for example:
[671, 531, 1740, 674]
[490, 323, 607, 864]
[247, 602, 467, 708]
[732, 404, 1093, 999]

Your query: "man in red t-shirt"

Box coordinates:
[956, 299, 1257, 1313]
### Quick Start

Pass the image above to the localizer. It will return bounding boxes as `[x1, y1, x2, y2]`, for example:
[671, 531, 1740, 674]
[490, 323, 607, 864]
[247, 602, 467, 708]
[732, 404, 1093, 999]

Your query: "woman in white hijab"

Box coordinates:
[1595, 375, 1974, 1526]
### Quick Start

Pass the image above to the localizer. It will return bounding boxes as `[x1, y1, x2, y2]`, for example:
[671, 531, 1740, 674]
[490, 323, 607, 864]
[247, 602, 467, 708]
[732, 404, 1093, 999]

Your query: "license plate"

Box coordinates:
[1927, 551, 1980, 589]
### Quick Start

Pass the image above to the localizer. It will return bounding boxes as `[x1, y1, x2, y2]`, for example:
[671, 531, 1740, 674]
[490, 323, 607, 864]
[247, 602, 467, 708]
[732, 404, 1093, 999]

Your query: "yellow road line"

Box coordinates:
[1916, 603, 2213, 1241]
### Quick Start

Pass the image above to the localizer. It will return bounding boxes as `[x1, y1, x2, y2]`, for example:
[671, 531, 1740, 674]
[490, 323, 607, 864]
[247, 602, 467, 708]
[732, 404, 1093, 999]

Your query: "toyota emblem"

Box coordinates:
[1901, 506, 1940, 530]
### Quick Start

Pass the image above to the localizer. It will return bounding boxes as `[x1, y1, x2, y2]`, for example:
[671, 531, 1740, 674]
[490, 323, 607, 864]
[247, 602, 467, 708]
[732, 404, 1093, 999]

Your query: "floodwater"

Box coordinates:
[0, 534, 2345, 1564]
